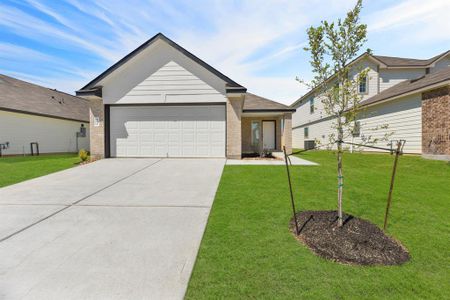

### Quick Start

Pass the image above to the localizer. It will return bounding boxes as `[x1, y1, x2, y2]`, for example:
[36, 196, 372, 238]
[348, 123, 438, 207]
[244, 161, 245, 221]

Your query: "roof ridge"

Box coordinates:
[78, 33, 246, 93]
[374, 54, 429, 61]
[361, 67, 450, 107]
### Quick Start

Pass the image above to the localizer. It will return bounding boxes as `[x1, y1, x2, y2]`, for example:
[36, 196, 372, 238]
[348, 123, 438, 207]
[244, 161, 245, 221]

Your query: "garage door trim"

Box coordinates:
[105, 103, 227, 158]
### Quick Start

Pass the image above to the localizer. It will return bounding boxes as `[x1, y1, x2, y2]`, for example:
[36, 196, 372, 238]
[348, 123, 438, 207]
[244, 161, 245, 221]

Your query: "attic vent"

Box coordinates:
[410, 75, 425, 83]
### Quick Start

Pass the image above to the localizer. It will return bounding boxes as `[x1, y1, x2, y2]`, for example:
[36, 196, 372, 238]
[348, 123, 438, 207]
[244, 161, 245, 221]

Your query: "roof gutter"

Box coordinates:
[243, 108, 296, 113]
[76, 87, 103, 98]
[0, 107, 89, 123]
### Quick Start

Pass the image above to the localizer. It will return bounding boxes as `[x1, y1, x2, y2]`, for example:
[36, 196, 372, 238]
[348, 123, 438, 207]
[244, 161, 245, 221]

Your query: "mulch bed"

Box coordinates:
[289, 210, 410, 266]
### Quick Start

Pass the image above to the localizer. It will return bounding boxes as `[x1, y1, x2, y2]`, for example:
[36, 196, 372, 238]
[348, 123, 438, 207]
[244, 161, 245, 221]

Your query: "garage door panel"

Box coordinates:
[168, 132, 181, 142]
[168, 121, 181, 129]
[140, 133, 154, 142]
[182, 121, 195, 129]
[196, 121, 208, 129]
[154, 145, 167, 156]
[154, 121, 166, 129]
[140, 122, 153, 129]
[110, 105, 225, 158]
[182, 146, 195, 157]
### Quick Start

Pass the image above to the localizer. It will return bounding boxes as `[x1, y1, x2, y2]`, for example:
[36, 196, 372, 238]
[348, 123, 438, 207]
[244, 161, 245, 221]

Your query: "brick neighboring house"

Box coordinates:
[76, 33, 295, 159]
[291, 50, 450, 160]
[422, 86, 450, 158]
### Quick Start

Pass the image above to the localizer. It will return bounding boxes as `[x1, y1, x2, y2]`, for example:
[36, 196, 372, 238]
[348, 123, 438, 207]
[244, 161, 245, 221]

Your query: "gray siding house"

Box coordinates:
[291, 51, 450, 160]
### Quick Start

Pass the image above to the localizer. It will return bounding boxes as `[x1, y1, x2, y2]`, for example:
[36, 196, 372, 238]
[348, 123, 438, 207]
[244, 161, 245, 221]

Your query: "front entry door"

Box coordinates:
[262, 121, 276, 150]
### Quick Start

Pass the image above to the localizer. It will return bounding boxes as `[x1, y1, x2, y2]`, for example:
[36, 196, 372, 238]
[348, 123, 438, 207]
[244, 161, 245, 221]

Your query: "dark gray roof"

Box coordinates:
[361, 67, 450, 106]
[77, 33, 246, 95]
[373, 51, 450, 67]
[244, 93, 295, 112]
[0, 74, 89, 122]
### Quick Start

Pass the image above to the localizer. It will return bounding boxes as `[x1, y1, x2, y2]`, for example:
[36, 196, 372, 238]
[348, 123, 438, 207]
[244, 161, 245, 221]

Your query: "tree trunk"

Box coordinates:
[337, 120, 344, 227]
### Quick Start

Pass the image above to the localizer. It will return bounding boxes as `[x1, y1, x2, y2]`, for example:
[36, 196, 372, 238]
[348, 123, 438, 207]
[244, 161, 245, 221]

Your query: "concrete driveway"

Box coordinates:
[0, 158, 225, 300]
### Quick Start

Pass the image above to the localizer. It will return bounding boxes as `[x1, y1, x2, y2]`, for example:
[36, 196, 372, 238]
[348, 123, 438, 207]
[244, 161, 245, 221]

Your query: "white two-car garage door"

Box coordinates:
[109, 105, 226, 158]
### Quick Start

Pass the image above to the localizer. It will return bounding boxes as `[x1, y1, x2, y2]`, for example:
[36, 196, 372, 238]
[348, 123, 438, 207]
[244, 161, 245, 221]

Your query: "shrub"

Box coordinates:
[262, 148, 273, 158]
[78, 149, 89, 162]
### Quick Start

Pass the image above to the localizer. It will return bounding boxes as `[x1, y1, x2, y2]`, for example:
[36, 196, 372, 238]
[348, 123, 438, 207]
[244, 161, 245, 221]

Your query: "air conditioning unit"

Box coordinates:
[304, 140, 316, 150]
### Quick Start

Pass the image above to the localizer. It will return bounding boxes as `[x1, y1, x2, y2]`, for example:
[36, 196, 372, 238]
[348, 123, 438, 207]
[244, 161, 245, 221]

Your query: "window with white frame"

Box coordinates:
[309, 97, 315, 114]
[304, 127, 309, 139]
[359, 76, 367, 94]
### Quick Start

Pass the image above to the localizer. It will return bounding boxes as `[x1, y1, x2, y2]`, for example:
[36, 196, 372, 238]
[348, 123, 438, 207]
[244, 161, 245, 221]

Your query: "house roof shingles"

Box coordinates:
[373, 51, 450, 67]
[361, 67, 450, 106]
[0, 74, 89, 122]
[244, 93, 295, 112]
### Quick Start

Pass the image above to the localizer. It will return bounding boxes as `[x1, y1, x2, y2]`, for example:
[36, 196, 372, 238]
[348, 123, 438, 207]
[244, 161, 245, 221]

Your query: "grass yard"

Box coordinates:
[0, 154, 80, 188]
[186, 151, 450, 299]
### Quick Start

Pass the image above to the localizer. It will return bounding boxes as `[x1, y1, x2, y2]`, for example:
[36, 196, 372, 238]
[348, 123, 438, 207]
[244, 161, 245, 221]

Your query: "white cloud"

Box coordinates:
[366, 0, 450, 43]
[0, 4, 120, 61]
[2, 0, 446, 103]
[0, 43, 52, 61]
[0, 42, 97, 81]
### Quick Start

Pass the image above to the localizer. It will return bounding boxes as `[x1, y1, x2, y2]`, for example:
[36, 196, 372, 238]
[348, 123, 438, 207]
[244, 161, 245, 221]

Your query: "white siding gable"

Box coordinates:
[293, 58, 379, 129]
[379, 68, 426, 92]
[431, 54, 450, 73]
[118, 61, 225, 104]
[349, 58, 379, 101]
[101, 40, 227, 104]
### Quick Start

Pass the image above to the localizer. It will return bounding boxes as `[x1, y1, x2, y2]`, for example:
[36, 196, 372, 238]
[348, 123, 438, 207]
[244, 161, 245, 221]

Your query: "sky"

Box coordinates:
[1, 0, 449, 105]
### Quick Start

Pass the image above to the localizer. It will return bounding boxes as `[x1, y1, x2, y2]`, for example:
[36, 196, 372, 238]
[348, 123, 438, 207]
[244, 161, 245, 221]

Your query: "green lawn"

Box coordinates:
[0, 154, 80, 188]
[186, 151, 450, 299]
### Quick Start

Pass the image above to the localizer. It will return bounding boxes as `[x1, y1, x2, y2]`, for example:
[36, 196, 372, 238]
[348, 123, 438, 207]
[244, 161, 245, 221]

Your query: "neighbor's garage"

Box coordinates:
[109, 105, 226, 158]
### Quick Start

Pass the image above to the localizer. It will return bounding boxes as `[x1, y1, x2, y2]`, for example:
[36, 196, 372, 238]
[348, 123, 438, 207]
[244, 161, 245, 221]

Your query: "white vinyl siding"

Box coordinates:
[292, 117, 336, 149]
[379, 68, 426, 92]
[101, 40, 227, 104]
[109, 105, 226, 158]
[354, 94, 422, 153]
[431, 55, 450, 73]
[0, 110, 89, 155]
[292, 94, 422, 153]
[349, 58, 379, 101]
[117, 61, 225, 104]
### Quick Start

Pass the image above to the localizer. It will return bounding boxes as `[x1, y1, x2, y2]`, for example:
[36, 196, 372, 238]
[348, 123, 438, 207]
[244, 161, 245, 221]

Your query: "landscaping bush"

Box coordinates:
[78, 149, 89, 162]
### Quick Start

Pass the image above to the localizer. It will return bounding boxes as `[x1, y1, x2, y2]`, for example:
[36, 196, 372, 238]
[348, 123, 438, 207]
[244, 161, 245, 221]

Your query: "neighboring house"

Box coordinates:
[0, 74, 90, 156]
[291, 51, 450, 160]
[76, 33, 295, 159]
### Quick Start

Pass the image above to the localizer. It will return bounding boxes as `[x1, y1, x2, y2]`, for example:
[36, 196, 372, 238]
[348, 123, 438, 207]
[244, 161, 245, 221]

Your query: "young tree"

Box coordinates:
[302, 0, 368, 227]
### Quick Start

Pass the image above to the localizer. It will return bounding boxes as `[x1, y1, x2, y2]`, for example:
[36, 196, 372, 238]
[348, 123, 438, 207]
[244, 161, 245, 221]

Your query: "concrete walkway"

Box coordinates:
[226, 152, 318, 166]
[0, 158, 225, 300]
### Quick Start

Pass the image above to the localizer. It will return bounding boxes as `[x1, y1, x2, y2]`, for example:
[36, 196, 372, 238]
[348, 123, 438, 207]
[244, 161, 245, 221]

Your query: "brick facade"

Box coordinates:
[422, 86, 450, 159]
[241, 117, 282, 153]
[241, 113, 293, 155]
[282, 113, 292, 154]
[88, 97, 105, 159]
[226, 97, 243, 159]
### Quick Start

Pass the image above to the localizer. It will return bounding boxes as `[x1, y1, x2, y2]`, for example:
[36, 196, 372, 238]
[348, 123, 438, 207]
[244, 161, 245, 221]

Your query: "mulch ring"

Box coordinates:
[289, 210, 410, 266]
